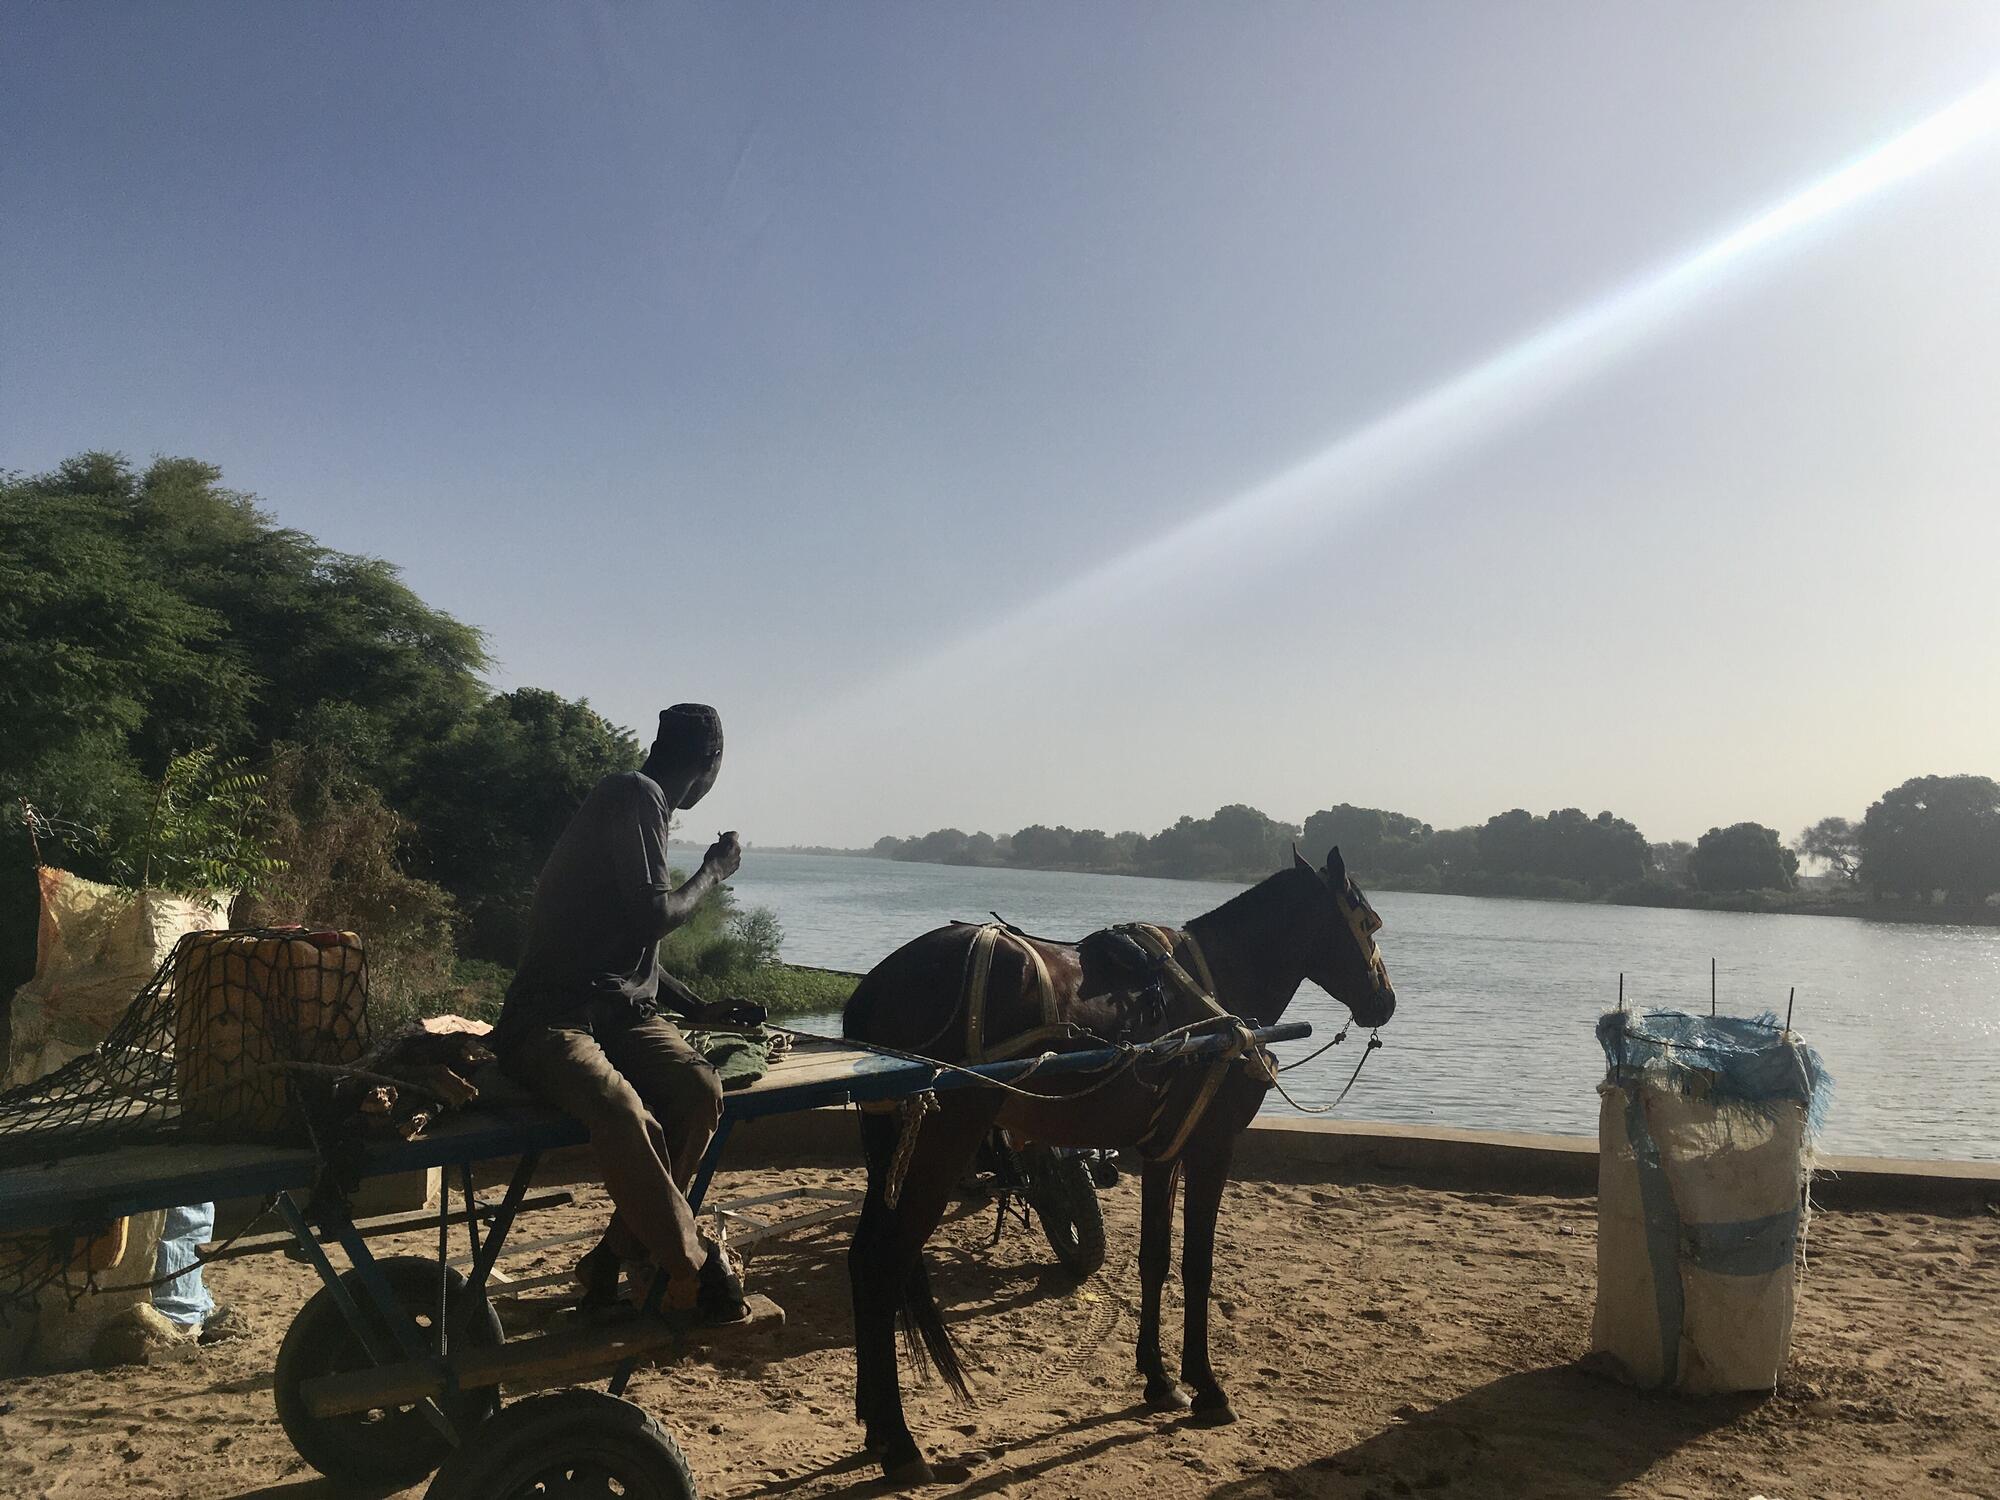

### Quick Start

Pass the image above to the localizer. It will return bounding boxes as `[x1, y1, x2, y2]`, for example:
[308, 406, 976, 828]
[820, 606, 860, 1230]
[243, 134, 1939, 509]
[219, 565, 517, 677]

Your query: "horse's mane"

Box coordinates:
[1188, 864, 1316, 934]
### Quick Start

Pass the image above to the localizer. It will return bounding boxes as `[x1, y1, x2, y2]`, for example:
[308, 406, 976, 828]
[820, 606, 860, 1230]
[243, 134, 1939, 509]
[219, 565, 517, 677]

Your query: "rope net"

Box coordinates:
[0, 927, 371, 1313]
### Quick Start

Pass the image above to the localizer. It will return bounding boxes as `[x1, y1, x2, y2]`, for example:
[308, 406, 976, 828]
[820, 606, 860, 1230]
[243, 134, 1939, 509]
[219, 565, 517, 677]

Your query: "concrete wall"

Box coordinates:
[684, 1107, 1999, 1216]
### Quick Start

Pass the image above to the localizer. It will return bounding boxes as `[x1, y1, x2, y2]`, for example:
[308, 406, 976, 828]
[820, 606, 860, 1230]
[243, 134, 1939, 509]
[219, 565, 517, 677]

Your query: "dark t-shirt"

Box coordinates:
[496, 770, 673, 1048]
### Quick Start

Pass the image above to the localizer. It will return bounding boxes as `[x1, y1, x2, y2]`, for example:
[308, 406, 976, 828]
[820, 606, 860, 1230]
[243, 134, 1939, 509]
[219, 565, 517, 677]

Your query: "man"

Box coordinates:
[152, 1201, 247, 1343]
[493, 702, 747, 1325]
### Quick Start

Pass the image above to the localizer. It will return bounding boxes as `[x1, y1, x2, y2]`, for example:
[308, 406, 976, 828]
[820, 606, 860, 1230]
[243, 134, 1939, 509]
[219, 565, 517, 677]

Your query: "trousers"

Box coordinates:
[153, 1202, 216, 1327]
[500, 1000, 723, 1282]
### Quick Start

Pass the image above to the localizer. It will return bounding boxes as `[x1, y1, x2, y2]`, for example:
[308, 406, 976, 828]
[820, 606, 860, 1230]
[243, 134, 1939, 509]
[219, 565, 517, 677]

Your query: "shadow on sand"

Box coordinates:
[1206, 1364, 1762, 1500]
[220, 1480, 402, 1500]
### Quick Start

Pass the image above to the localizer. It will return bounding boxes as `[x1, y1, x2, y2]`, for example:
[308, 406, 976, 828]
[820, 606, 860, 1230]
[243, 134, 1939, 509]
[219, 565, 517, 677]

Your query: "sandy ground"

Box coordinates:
[0, 1162, 1995, 1500]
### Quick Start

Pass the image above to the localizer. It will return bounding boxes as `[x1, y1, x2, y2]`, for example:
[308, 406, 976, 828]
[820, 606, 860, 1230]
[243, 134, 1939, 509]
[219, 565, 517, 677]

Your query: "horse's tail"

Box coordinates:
[858, 1108, 971, 1402]
[899, 1255, 969, 1401]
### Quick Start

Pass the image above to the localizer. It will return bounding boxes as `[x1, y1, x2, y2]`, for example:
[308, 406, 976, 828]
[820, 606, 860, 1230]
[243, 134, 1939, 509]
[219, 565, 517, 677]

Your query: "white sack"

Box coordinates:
[1593, 1076, 1810, 1395]
[6, 868, 230, 1086]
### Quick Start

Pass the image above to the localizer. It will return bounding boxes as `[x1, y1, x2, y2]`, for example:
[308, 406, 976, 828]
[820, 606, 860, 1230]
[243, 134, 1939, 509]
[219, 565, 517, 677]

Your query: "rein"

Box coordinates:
[1250, 1027, 1384, 1115]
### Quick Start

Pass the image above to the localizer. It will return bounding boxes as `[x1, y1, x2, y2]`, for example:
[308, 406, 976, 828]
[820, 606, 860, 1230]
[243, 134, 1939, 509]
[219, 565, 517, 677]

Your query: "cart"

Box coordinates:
[0, 1021, 1308, 1497]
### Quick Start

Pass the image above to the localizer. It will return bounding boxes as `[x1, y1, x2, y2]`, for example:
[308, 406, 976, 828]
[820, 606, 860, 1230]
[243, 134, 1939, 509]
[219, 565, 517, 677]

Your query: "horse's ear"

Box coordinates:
[1293, 842, 1317, 876]
[1325, 846, 1348, 884]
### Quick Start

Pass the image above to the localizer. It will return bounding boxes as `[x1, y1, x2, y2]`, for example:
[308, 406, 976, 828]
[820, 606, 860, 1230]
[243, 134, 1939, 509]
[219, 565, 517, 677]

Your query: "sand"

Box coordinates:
[0, 1163, 1995, 1499]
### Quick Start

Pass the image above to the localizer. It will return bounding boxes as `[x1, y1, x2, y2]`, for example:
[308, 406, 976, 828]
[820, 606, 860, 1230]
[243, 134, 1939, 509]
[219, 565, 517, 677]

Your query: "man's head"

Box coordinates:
[643, 703, 723, 809]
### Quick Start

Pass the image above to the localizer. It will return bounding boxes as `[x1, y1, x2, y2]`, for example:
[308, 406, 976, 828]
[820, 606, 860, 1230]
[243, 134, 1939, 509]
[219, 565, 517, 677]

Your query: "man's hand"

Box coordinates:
[703, 831, 742, 880]
[684, 995, 769, 1028]
[657, 832, 741, 936]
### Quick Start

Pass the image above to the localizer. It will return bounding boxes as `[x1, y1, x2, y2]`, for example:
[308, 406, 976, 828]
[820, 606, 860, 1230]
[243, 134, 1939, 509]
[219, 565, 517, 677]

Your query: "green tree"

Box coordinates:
[903, 828, 971, 863]
[1473, 807, 1648, 891]
[1, 462, 249, 988]
[1859, 775, 2000, 905]
[402, 688, 641, 961]
[1301, 804, 1435, 877]
[1137, 816, 1214, 878]
[1477, 808, 1542, 877]
[0, 449, 614, 990]
[239, 741, 462, 1020]
[1201, 804, 1299, 874]
[1688, 822, 1798, 893]
[1068, 828, 1112, 867]
[1010, 824, 1073, 868]
[1648, 840, 1695, 882]
[1424, 825, 1481, 881]
[1795, 816, 1861, 883]
[0, 468, 249, 819]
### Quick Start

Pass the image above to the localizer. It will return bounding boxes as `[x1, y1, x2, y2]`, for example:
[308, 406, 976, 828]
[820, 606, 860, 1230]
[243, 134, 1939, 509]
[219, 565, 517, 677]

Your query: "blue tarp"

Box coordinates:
[1596, 1009, 1831, 1138]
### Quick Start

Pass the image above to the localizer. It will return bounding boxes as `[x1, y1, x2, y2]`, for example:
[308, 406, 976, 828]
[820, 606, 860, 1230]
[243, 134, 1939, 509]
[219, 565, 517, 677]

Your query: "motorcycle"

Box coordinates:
[969, 1129, 1111, 1279]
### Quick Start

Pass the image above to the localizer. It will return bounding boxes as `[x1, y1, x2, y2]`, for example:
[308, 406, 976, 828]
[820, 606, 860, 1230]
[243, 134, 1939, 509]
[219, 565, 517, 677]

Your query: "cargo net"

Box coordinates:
[0, 927, 372, 1167]
[0, 929, 371, 1313]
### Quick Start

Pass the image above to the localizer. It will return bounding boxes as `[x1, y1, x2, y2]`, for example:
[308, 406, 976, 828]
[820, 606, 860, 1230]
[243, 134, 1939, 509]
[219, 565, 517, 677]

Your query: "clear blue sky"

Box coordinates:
[5, 3, 1998, 849]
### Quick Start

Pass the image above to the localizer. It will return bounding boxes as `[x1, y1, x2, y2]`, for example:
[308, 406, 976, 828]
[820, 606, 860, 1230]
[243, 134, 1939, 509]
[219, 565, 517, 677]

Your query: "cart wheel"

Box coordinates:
[423, 1389, 698, 1500]
[1024, 1145, 1107, 1278]
[273, 1254, 503, 1488]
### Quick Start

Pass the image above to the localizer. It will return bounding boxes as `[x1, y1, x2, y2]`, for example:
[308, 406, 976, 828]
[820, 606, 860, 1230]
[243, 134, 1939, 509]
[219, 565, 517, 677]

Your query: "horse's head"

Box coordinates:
[1296, 845, 1396, 1028]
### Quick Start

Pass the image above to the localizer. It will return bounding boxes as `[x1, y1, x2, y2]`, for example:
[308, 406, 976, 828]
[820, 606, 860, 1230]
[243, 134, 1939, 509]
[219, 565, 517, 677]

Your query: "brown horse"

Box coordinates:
[841, 845, 1397, 1484]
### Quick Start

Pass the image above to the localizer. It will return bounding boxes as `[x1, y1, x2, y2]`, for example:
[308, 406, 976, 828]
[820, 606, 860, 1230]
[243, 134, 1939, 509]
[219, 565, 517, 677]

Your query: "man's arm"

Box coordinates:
[636, 827, 742, 941]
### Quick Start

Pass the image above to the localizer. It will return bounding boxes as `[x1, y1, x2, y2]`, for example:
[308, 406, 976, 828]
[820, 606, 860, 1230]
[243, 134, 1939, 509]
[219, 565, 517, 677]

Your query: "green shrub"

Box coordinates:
[723, 963, 859, 1020]
[657, 872, 793, 997]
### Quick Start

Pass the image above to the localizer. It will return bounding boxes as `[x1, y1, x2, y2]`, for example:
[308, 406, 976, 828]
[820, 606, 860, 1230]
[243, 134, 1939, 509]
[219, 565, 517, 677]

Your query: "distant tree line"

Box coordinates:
[869, 774, 2000, 915]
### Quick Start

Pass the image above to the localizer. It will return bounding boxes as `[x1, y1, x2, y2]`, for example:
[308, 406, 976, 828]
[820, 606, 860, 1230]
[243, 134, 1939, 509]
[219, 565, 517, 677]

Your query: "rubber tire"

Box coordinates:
[424, 1389, 699, 1500]
[1024, 1146, 1108, 1279]
[273, 1254, 503, 1488]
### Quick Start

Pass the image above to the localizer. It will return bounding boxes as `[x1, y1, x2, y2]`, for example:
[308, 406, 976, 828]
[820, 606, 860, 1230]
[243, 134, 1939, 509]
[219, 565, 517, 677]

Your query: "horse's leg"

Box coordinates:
[1176, 1119, 1242, 1424]
[848, 1090, 1002, 1486]
[850, 1112, 903, 1456]
[1134, 1157, 1188, 1410]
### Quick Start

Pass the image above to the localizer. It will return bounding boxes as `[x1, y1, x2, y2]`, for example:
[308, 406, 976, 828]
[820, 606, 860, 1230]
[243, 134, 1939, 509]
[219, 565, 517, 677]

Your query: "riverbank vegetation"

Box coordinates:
[866, 781, 2000, 924]
[0, 451, 818, 1031]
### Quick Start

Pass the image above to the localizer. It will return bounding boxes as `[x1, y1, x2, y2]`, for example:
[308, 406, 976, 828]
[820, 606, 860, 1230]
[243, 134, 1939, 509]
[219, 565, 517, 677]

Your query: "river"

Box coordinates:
[719, 851, 2000, 1161]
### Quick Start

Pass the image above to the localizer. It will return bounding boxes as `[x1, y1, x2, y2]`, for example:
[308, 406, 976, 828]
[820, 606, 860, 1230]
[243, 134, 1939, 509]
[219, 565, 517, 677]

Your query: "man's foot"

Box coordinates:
[651, 1242, 750, 1332]
[573, 1243, 624, 1312]
[197, 1303, 250, 1345]
[696, 1239, 749, 1325]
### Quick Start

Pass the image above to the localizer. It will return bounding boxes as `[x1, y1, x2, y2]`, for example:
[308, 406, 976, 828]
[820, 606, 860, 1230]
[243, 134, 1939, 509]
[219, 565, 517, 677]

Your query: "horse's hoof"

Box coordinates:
[1144, 1380, 1192, 1412]
[1187, 1393, 1237, 1427]
[880, 1455, 936, 1488]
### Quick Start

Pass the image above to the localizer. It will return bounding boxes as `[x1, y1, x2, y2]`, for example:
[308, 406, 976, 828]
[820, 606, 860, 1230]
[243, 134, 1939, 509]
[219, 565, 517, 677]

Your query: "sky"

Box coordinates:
[4, 3, 1999, 850]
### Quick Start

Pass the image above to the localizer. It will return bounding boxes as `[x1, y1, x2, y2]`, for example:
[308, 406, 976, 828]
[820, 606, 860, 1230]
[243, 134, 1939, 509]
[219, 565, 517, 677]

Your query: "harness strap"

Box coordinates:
[964, 922, 1058, 1063]
[964, 924, 1001, 1062]
[1138, 1020, 1257, 1162]
[1120, 923, 1225, 1022]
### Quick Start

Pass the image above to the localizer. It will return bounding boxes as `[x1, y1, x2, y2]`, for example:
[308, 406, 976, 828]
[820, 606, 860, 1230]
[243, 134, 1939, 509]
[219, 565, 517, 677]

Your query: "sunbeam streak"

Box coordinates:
[811, 71, 2000, 722]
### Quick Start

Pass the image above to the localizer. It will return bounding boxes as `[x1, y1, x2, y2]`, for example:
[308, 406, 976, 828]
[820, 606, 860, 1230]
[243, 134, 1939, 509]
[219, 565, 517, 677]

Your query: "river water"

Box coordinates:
[720, 852, 2000, 1161]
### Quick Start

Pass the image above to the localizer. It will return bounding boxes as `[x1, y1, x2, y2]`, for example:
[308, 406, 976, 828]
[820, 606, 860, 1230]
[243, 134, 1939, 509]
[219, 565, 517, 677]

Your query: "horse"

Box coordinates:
[841, 844, 1397, 1484]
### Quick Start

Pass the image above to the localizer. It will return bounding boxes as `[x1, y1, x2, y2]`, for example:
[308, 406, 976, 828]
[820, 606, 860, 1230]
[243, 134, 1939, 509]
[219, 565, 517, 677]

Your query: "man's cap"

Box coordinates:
[652, 703, 723, 764]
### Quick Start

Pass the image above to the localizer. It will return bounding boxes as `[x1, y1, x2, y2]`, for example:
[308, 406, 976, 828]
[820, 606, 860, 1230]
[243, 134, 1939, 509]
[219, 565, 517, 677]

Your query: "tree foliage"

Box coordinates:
[1859, 775, 2000, 905]
[1795, 817, 1860, 883]
[1472, 807, 1650, 892]
[1, 451, 646, 992]
[1301, 804, 1434, 877]
[1688, 822, 1798, 893]
[401, 688, 641, 960]
[237, 741, 462, 1014]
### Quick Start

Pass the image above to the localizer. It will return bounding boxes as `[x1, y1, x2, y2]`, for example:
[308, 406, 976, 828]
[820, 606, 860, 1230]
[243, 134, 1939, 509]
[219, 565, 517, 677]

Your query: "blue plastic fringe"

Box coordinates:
[1596, 1009, 1832, 1141]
